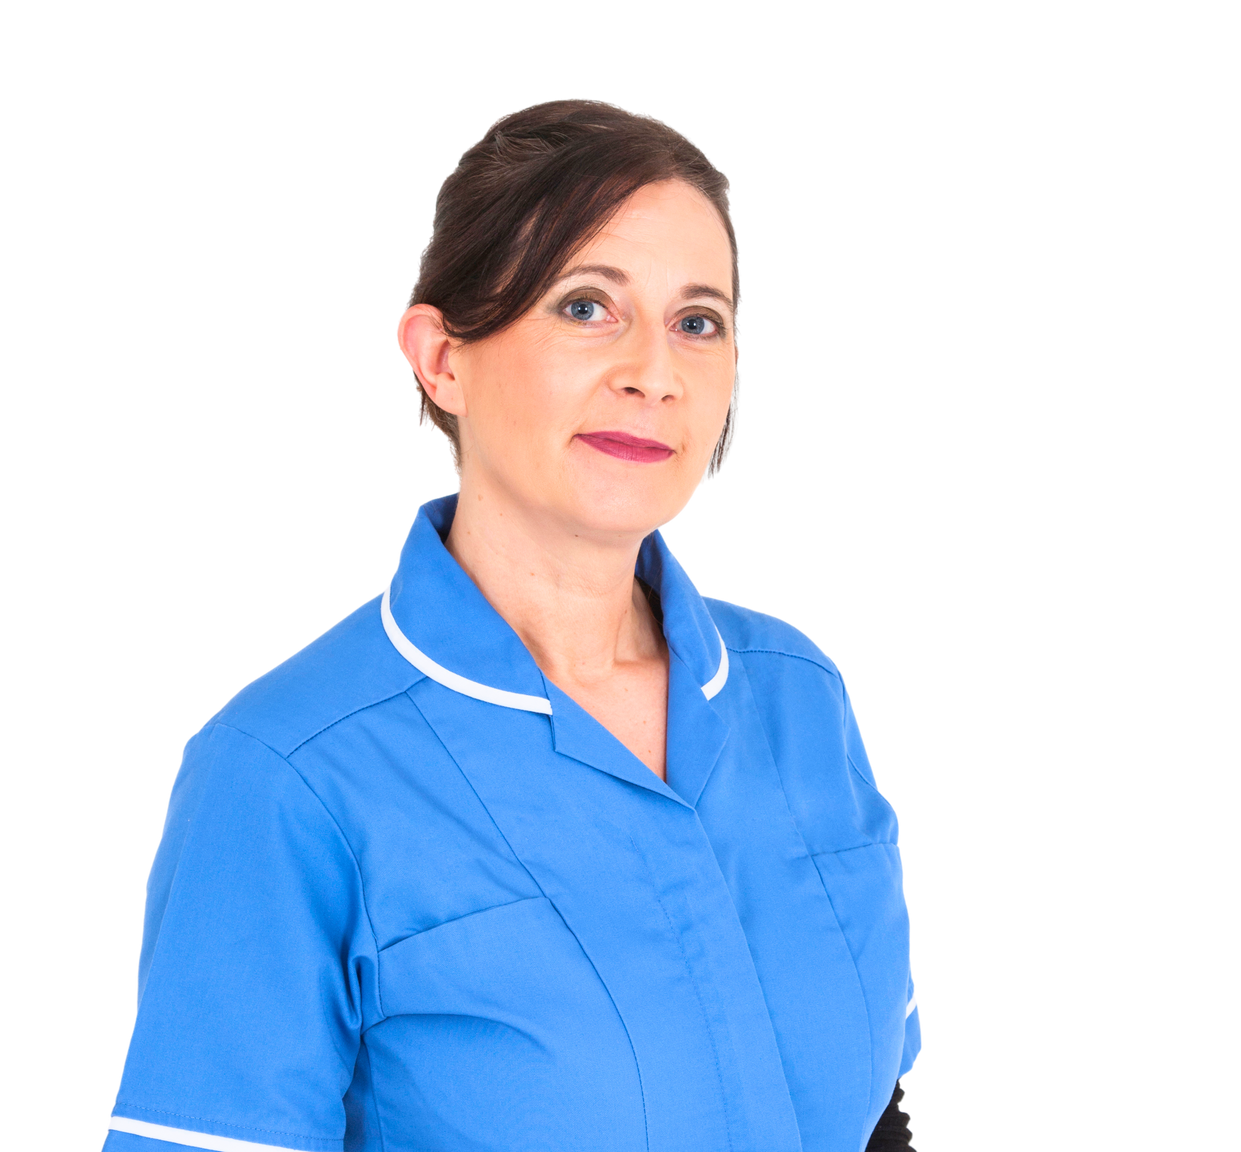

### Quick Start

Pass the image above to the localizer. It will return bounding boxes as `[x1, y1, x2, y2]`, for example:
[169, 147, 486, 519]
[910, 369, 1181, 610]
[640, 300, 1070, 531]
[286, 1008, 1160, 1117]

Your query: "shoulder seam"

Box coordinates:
[208, 721, 387, 1025]
[726, 645, 841, 680]
[283, 680, 422, 757]
[702, 599, 839, 679]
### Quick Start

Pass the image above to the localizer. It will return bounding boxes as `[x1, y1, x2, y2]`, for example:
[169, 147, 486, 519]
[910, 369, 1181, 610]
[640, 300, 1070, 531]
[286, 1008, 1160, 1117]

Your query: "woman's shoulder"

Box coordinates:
[702, 596, 857, 747]
[205, 594, 420, 761]
[704, 598, 896, 846]
[704, 597, 843, 685]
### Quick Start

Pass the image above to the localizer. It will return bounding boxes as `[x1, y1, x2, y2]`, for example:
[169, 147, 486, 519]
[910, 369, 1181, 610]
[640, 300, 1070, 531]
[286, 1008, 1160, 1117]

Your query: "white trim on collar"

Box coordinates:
[381, 586, 730, 713]
[701, 634, 729, 700]
[381, 587, 554, 715]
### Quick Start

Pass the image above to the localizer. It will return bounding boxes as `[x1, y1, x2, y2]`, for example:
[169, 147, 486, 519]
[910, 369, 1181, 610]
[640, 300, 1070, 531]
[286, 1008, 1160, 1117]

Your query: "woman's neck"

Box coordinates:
[444, 480, 666, 692]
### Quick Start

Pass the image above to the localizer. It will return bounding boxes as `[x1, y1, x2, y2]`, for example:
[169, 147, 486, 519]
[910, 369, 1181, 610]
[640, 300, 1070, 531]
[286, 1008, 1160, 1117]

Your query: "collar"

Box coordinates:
[381, 494, 729, 716]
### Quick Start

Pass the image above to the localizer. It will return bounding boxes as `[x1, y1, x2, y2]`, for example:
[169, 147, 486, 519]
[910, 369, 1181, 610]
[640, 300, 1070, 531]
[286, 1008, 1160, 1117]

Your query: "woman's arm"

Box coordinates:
[865, 1081, 915, 1151]
[104, 722, 374, 1152]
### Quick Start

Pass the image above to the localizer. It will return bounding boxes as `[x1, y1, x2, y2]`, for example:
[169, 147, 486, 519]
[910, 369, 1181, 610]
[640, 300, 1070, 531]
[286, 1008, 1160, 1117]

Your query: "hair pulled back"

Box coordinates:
[409, 99, 738, 471]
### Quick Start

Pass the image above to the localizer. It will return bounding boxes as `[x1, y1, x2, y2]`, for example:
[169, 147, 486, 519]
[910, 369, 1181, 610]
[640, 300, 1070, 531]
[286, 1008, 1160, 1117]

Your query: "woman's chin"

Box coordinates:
[553, 471, 690, 542]
[485, 441, 702, 542]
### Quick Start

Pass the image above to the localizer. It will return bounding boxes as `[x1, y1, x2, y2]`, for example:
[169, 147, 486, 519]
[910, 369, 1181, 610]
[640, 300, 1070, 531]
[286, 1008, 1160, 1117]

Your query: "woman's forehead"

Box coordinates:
[585, 181, 730, 249]
[565, 182, 733, 294]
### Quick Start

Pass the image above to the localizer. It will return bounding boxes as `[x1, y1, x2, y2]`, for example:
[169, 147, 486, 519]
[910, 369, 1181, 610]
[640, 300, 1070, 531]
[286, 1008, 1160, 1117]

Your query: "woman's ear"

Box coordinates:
[397, 304, 467, 417]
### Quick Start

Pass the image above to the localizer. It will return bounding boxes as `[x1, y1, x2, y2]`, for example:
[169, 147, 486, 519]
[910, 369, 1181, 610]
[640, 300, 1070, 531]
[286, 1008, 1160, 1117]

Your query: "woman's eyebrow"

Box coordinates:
[555, 263, 630, 285]
[680, 283, 734, 311]
[552, 266, 734, 311]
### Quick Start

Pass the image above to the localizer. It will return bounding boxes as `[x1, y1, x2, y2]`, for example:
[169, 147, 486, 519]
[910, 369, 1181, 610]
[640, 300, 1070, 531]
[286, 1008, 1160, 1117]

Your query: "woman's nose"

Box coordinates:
[609, 318, 684, 403]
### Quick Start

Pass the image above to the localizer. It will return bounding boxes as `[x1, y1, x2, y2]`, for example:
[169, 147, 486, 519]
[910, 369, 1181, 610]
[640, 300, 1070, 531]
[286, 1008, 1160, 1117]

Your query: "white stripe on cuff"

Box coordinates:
[906, 995, 918, 1018]
[108, 1116, 319, 1152]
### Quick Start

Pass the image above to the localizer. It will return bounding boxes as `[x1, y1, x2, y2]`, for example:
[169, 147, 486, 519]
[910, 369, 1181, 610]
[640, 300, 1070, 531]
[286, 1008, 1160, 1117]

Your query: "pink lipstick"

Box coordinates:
[576, 431, 675, 463]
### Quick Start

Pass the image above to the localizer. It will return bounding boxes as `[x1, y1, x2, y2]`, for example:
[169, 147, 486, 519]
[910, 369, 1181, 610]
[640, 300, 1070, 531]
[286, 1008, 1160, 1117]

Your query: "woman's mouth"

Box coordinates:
[575, 431, 675, 464]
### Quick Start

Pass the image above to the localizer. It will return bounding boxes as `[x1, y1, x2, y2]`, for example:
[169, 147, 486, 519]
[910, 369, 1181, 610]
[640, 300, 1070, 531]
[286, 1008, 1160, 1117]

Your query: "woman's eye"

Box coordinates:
[678, 314, 718, 337]
[565, 299, 608, 322]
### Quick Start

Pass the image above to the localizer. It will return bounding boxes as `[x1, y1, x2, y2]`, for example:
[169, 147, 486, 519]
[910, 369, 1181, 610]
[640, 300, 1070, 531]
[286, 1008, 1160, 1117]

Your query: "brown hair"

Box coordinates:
[408, 99, 738, 472]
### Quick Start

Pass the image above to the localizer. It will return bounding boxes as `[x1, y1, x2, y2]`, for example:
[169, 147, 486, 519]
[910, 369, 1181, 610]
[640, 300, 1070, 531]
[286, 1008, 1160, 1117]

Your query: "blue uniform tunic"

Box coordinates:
[104, 495, 919, 1152]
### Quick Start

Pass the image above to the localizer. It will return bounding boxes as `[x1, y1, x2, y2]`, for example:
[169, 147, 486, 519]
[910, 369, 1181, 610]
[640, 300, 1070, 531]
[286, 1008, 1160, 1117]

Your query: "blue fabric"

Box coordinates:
[106, 494, 919, 1152]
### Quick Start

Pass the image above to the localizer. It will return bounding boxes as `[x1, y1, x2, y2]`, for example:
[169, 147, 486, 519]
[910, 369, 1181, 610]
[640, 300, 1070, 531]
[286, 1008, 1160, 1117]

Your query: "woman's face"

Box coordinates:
[430, 180, 737, 542]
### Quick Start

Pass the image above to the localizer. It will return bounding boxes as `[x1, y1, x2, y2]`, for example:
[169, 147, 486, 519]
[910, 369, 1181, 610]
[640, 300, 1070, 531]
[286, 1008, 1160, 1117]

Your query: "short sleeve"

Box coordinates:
[104, 723, 378, 1152]
[899, 975, 921, 1078]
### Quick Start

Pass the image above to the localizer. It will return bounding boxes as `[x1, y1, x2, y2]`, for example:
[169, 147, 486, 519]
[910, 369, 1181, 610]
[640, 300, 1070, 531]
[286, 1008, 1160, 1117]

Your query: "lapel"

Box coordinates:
[405, 677, 800, 1152]
[663, 649, 730, 807]
[544, 609, 731, 808]
[545, 678, 688, 805]
[379, 497, 733, 808]
[387, 505, 802, 1152]
[384, 494, 551, 709]
[544, 651, 729, 808]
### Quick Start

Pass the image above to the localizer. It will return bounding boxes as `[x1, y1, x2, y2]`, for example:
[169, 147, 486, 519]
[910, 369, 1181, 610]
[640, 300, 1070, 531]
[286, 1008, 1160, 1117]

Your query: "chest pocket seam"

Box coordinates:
[725, 674, 878, 1120]
[377, 894, 544, 957]
[377, 892, 652, 1152]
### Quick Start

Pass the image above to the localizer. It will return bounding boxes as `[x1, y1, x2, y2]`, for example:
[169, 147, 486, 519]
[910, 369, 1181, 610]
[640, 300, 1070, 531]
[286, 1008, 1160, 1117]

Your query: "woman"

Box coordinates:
[104, 101, 919, 1152]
